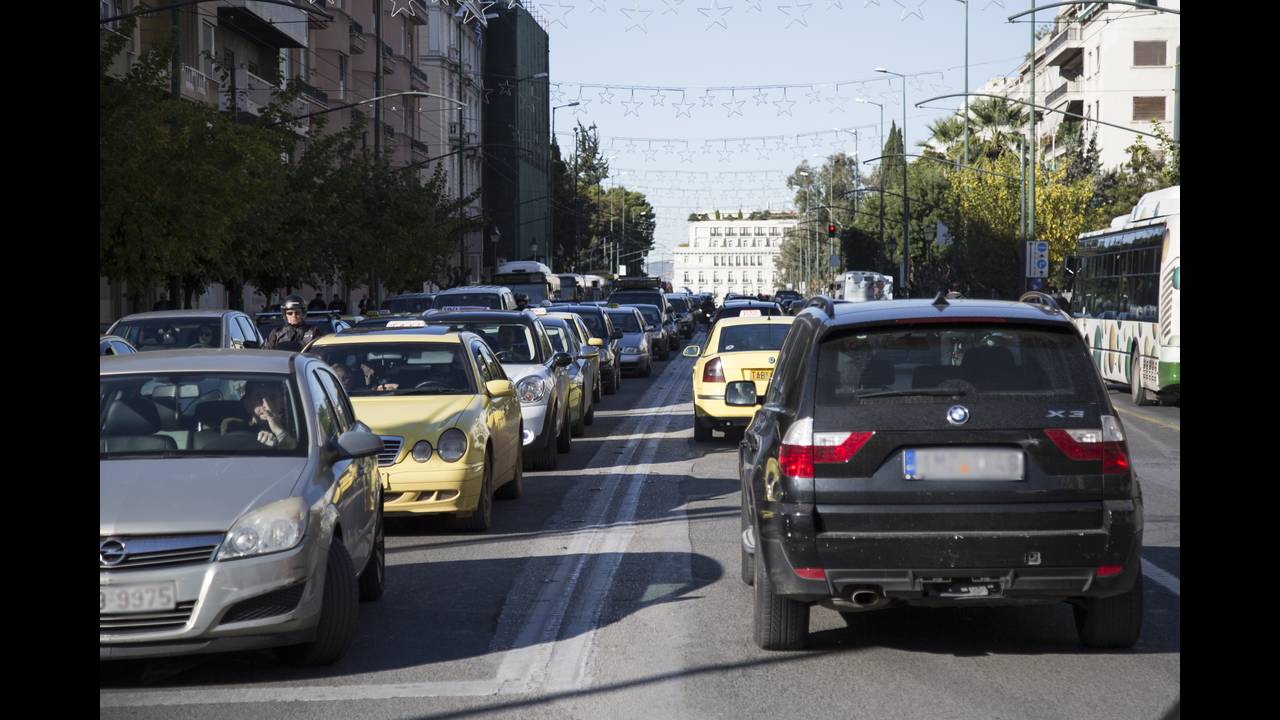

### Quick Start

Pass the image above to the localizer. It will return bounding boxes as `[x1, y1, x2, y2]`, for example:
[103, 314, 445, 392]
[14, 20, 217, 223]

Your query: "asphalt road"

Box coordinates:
[101, 332, 1180, 720]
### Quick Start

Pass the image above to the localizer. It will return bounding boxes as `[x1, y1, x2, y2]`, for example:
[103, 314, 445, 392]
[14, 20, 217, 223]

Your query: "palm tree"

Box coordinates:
[920, 115, 965, 160]
[967, 97, 1030, 160]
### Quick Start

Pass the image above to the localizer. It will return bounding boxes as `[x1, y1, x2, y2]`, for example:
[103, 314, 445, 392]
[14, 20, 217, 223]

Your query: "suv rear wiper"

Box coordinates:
[855, 388, 968, 399]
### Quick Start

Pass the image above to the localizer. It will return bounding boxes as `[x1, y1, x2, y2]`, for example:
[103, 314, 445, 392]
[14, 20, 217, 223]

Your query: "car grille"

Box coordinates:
[99, 534, 223, 570]
[220, 583, 306, 625]
[378, 436, 404, 466]
[100, 601, 197, 634]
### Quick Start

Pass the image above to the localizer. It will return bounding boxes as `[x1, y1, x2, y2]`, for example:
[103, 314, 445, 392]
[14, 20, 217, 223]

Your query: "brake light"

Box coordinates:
[702, 357, 725, 383]
[793, 567, 826, 580]
[1044, 415, 1130, 475]
[778, 419, 874, 479]
[1096, 565, 1124, 578]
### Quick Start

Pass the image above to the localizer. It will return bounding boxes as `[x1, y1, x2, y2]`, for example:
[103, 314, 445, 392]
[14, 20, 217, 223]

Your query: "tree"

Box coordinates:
[967, 97, 1029, 161]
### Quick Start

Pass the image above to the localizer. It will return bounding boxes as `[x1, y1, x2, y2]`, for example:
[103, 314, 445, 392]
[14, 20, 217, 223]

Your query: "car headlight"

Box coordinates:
[516, 375, 549, 404]
[437, 428, 468, 462]
[217, 497, 307, 561]
[411, 440, 433, 462]
[623, 346, 640, 354]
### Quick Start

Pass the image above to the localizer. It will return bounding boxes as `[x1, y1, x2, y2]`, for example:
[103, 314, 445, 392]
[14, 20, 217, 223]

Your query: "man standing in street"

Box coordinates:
[265, 295, 324, 352]
[328, 294, 346, 313]
[308, 293, 326, 311]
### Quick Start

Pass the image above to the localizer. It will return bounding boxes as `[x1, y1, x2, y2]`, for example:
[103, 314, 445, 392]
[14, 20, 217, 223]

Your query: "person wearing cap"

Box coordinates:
[265, 295, 326, 351]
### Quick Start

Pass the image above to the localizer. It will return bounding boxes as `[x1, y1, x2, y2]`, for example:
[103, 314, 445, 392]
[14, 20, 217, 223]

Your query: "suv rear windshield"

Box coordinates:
[815, 324, 1103, 412]
[433, 293, 505, 310]
[668, 297, 690, 312]
[609, 291, 663, 307]
[388, 296, 434, 313]
[717, 323, 790, 353]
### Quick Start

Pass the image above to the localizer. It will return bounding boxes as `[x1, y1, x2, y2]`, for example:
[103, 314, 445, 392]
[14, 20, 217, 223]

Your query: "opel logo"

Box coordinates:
[946, 405, 970, 425]
[100, 539, 127, 567]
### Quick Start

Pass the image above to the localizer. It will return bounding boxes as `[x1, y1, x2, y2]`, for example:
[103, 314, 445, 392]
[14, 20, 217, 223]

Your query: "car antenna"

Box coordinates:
[932, 291, 950, 309]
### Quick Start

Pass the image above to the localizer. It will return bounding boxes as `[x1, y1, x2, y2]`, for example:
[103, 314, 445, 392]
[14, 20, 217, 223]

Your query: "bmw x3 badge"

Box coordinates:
[946, 405, 970, 425]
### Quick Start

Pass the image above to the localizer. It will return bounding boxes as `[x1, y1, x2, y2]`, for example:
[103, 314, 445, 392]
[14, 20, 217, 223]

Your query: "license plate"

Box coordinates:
[749, 370, 773, 381]
[100, 583, 177, 614]
[903, 448, 1024, 481]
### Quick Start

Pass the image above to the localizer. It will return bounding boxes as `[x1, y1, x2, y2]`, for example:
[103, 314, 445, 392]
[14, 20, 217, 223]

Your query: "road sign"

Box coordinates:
[1027, 241, 1049, 278]
[830, 254, 840, 268]
[1029, 277, 1045, 291]
[617, 265, 627, 277]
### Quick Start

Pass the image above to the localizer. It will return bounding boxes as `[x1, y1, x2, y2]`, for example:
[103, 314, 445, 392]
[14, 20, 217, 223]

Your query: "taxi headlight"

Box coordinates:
[437, 429, 468, 462]
[516, 376, 548, 404]
[411, 440, 433, 462]
[217, 497, 307, 561]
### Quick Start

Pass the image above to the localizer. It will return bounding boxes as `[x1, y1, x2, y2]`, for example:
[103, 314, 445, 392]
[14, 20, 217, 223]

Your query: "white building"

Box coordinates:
[984, 1, 1179, 169]
[674, 217, 798, 300]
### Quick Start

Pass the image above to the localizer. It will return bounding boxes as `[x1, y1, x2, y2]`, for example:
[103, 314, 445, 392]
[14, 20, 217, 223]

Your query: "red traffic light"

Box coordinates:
[827, 223, 837, 237]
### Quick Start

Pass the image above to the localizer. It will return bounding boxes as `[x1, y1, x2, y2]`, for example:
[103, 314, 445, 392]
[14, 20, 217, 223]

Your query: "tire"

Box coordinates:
[1074, 572, 1143, 649]
[458, 453, 493, 532]
[694, 415, 713, 442]
[593, 374, 602, 403]
[557, 405, 573, 453]
[641, 358, 652, 378]
[1130, 352, 1156, 406]
[357, 502, 385, 601]
[740, 494, 755, 586]
[529, 427, 558, 471]
[277, 540, 359, 666]
[753, 544, 808, 651]
[604, 367, 618, 395]
[584, 400, 595, 426]
[572, 392, 587, 437]
[496, 436, 523, 499]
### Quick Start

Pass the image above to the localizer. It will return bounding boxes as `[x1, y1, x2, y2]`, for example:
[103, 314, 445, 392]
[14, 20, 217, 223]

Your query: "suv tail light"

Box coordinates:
[702, 357, 725, 383]
[779, 419, 874, 479]
[1044, 415, 1130, 475]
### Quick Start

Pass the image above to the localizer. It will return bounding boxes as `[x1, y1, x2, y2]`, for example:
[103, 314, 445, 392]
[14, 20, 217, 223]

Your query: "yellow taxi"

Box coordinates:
[682, 314, 795, 441]
[307, 323, 522, 531]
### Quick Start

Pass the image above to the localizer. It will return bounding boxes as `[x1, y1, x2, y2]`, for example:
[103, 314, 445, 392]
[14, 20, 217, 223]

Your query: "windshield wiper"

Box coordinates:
[855, 388, 968, 399]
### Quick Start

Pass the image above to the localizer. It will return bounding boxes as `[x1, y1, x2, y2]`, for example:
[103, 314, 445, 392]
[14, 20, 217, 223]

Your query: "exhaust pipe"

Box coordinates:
[850, 589, 881, 607]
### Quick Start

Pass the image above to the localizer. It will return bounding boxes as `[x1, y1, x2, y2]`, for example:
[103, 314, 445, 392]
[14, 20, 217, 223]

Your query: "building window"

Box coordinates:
[713, 272, 719, 282]
[683, 272, 690, 283]
[698, 272, 705, 282]
[200, 21, 216, 77]
[338, 53, 348, 100]
[1133, 41, 1166, 66]
[727, 227, 736, 236]
[728, 272, 735, 283]
[1132, 96, 1165, 122]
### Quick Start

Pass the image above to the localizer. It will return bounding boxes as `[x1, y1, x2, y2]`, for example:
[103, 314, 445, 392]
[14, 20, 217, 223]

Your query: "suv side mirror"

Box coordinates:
[724, 380, 761, 407]
[333, 429, 384, 459]
[553, 351, 574, 368]
[241, 339, 261, 349]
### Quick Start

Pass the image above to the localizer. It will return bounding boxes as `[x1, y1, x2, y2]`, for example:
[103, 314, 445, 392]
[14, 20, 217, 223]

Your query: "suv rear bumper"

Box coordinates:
[758, 499, 1142, 604]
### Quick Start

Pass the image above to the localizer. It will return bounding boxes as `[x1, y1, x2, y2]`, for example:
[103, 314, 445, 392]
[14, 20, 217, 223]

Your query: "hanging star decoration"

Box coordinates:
[573, 94, 592, 114]
[589, 0, 608, 13]
[805, 86, 823, 104]
[622, 90, 644, 117]
[699, 89, 718, 108]
[498, 80, 515, 96]
[826, 0, 844, 9]
[757, 143, 773, 160]
[698, 1, 732, 31]
[752, 88, 771, 106]
[650, 89, 667, 107]
[597, 87, 615, 104]
[620, 4, 654, 32]
[624, 139, 638, 152]
[982, 0, 1006, 9]
[893, 0, 925, 21]
[545, 1, 575, 29]
[508, 1, 521, 8]
[743, 1, 763, 10]
[862, 0, 880, 6]
[644, 146, 659, 162]
[827, 93, 845, 114]
[718, 148, 735, 163]
[673, 92, 697, 118]
[551, 84, 565, 103]
[661, 0, 686, 15]
[723, 91, 746, 118]
[774, 90, 796, 117]
[778, 3, 813, 28]
[389, 0, 417, 18]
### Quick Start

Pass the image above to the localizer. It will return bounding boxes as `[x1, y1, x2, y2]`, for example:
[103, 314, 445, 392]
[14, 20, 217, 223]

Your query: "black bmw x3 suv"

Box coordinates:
[731, 294, 1143, 650]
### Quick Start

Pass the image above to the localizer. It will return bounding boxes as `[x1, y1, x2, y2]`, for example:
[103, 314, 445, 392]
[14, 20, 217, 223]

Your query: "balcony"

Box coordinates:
[216, 1, 307, 48]
[410, 65, 430, 91]
[412, 138, 430, 158]
[382, 42, 397, 74]
[349, 21, 366, 54]
[220, 67, 305, 119]
[1045, 26, 1082, 67]
[181, 65, 214, 105]
[1046, 79, 1083, 108]
[299, 81, 329, 107]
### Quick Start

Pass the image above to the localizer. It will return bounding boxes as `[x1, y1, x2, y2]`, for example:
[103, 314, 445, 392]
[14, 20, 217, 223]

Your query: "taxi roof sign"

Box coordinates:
[738, 309, 763, 317]
[532, 307, 548, 316]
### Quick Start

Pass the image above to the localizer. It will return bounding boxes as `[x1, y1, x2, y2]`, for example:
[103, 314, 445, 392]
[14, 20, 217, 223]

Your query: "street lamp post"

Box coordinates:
[550, 101, 580, 271]
[953, 0, 970, 167]
[875, 68, 909, 296]
[855, 98, 886, 270]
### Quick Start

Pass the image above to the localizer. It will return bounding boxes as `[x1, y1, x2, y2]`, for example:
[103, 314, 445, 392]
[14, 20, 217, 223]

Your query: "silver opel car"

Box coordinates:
[100, 350, 386, 665]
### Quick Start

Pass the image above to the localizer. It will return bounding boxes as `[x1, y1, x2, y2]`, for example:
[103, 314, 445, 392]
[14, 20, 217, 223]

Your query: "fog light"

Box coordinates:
[522, 428, 535, 446]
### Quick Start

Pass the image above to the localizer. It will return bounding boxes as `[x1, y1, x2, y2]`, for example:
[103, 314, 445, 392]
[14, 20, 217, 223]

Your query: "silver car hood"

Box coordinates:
[501, 362, 551, 383]
[100, 457, 306, 536]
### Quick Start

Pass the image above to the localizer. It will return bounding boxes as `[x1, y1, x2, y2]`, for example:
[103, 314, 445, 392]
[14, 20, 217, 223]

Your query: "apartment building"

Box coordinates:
[984, 0, 1180, 170]
[673, 218, 798, 301]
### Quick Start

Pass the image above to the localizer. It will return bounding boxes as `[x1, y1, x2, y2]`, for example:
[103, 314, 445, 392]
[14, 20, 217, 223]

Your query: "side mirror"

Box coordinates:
[610, 329, 624, 340]
[682, 345, 700, 357]
[241, 339, 261, 349]
[578, 347, 599, 360]
[333, 429, 384, 459]
[553, 351, 574, 368]
[588, 337, 604, 347]
[486, 379, 514, 397]
[724, 380, 762, 407]
[647, 325, 658, 332]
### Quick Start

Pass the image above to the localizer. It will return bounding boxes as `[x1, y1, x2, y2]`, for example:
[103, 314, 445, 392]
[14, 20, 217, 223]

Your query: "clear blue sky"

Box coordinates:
[534, 0, 1039, 258]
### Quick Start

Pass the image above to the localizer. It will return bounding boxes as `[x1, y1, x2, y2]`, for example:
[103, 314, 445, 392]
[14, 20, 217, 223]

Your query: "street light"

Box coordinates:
[875, 67, 909, 296]
[855, 98, 887, 267]
[549, 101, 580, 272]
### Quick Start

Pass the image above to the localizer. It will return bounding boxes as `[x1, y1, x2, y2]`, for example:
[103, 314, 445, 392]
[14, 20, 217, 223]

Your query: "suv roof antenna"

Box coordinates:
[805, 295, 837, 318]
[932, 291, 950, 309]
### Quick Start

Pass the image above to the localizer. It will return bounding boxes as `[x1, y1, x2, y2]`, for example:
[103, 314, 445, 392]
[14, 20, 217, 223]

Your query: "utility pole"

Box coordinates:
[1028, 1, 1036, 260]
[371, 0, 383, 304]
[457, 11, 466, 282]
[572, 125, 580, 273]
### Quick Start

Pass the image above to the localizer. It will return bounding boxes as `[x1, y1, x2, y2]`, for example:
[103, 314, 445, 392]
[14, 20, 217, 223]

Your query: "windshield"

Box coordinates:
[388, 297, 433, 313]
[609, 291, 662, 307]
[717, 324, 791, 353]
[607, 311, 643, 333]
[433, 322, 539, 364]
[633, 306, 661, 326]
[312, 342, 474, 396]
[576, 312, 607, 338]
[433, 293, 505, 310]
[100, 373, 305, 457]
[112, 319, 223, 351]
[542, 324, 570, 353]
[506, 283, 550, 303]
[668, 298, 690, 312]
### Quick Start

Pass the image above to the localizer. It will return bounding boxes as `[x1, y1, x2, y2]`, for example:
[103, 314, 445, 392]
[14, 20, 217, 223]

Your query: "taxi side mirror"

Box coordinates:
[485, 379, 514, 397]
[682, 345, 700, 357]
[588, 338, 604, 347]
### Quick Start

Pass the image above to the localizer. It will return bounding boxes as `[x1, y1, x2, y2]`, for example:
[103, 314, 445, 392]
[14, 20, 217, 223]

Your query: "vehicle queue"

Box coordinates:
[100, 278, 709, 667]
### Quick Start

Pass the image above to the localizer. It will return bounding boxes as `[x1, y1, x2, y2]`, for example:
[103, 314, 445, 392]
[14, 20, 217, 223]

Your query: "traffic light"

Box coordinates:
[827, 223, 837, 238]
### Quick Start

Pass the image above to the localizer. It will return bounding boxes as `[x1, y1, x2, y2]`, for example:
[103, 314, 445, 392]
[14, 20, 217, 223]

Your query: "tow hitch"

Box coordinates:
[923, 577, 1006, 599]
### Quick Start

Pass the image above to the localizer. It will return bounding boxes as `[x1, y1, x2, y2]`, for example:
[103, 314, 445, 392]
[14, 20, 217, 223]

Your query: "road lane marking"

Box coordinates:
[100, 680, 507, 708]
[1141, 558, 1180, 596]
[1114, 405, 1180, 432]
